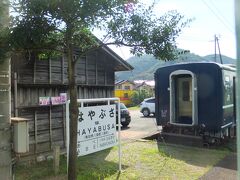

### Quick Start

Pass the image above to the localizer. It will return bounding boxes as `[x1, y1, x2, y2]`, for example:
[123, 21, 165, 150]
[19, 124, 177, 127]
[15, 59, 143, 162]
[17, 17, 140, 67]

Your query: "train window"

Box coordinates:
[223, 74, 233, 105]
[225, 76, 230, 82]
[182, 81, 190, 101]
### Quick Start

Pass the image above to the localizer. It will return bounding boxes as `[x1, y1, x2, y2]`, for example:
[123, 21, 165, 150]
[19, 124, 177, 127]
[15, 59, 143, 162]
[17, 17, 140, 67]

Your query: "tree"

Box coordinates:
[0, 0, 12, 179]
[131, 90, 150, 106]
[7, 1, 189, 179]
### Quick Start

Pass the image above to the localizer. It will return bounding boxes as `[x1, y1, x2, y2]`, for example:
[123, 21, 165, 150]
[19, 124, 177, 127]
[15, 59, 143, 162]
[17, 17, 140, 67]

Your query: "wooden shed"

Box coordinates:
[11, 46, 133, 160]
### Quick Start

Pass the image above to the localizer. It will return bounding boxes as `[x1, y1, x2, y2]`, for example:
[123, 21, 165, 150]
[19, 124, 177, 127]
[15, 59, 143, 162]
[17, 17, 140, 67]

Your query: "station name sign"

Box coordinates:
[77, 104, 117, 156]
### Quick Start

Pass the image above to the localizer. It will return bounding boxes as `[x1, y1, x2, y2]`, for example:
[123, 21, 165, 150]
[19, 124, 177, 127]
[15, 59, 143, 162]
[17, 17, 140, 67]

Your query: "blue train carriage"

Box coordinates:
[155, 62, 236, 143]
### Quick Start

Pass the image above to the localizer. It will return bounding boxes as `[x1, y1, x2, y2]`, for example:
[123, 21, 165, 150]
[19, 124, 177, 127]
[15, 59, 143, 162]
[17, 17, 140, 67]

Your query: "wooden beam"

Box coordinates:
[86, 55, 88, 85]
[49, 58, 52, 84]
[34, 110, 38, 153]
[62, 105, 66, 148]
[14, 72, 18, 116]
[53, 146, 60, 175]
[49, 88, 52, 149]
[61, 56, 64, 84]
[49, 106, 52, 150]
[95, 52, 98, 85]
[104, 55, 107, 85]
[33, 59, 36, 84]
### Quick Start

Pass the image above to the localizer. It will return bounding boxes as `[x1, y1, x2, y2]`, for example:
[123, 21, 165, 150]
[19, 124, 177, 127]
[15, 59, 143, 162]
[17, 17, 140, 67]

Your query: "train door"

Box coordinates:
[233, 76, 236, 124]
[233, 76, 236, 136]
[169, 70, 198, 126]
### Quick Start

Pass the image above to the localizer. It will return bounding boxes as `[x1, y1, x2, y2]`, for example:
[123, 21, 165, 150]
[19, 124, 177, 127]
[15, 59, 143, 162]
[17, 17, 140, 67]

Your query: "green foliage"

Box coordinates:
[131, 89, 151, 106]
[9, 0, 190, 60]
[0, 0, 192, 64]
[10, 0, 129, 55]
[105, 4, 190, 60]
[0, 0, 191, 66]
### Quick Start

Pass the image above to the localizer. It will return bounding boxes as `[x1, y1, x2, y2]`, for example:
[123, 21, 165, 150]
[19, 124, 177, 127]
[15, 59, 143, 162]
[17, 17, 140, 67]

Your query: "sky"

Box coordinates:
[109, 0, 236, 60]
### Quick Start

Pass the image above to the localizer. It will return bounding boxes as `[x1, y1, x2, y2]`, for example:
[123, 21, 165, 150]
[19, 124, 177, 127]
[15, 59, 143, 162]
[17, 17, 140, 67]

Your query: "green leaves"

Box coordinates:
[5, 0, 190, 61]
[104, 8, 188, 60]
[131, 90, 151, 106]
[11, 18, 55, 48]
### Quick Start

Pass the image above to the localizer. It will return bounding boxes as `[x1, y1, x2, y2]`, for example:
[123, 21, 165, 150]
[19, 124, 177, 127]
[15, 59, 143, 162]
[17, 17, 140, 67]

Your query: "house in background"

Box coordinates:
[134, 80, 155, 97]
[114, 80, 155, 105]
[114, 80, 135, 106]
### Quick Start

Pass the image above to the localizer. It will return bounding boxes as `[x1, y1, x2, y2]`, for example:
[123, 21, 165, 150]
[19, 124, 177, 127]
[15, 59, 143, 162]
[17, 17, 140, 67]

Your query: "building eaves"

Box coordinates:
[101, 45, 134, 72]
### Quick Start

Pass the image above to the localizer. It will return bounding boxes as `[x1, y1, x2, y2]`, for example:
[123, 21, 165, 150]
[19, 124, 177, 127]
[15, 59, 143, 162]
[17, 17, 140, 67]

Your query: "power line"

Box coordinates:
[201, 0, 235, 34]
[208, 0, 234, 29]
[178, 36, 213, 42]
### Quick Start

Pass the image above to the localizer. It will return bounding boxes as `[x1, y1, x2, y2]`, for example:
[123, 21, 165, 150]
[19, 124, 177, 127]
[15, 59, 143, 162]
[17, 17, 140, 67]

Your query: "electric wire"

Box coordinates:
[208, 0, 234, 29]
[201, 0, 235, 34]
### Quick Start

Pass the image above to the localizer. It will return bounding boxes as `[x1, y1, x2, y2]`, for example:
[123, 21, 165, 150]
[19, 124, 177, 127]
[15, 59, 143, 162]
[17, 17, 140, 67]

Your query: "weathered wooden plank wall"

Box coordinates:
[11, 49, 115, 158]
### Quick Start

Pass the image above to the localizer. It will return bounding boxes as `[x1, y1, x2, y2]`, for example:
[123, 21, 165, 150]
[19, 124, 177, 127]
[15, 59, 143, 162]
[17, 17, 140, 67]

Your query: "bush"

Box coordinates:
[131, 90, 151, 106]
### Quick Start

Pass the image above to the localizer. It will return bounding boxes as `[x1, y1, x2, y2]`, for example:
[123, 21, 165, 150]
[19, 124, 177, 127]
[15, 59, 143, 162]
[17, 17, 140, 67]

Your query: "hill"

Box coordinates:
[115, 53, 235, 81]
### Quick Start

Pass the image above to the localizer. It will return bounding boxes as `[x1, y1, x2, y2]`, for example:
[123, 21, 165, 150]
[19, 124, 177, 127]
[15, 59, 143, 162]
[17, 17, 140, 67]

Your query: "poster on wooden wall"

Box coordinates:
[60, 93, 67, 103]
[51, 97, 62, 105]
[39, 93, 67, 106]
[39, 97, 51, 105]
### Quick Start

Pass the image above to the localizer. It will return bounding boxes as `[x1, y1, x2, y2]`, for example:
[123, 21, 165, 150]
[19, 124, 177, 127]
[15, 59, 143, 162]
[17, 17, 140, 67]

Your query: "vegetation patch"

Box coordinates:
[15, 141, 229, 180]
[128, 106, 140, 110]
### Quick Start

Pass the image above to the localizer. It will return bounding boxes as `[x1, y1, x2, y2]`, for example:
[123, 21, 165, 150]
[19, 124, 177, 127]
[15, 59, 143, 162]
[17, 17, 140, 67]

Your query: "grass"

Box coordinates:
[128, 106, 140, 110]
[15, 141, 230, 180]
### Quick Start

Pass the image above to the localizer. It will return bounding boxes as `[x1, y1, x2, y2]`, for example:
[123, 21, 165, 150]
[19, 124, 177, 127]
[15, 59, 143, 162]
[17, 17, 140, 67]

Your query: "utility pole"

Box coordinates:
[214, 34, 217, 62]
[235, 0, 240, 179]
[214, 35, 223, 64]
[0, 0, 12, 179]
[216, 36, 223, 64]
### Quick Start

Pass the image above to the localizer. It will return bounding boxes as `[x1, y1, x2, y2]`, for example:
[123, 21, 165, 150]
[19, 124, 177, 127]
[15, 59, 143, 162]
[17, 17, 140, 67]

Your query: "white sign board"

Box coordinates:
[77, 105, 117, 156]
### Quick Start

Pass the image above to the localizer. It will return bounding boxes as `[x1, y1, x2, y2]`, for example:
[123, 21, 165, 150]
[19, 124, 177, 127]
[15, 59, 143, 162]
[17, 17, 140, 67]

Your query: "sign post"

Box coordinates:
[66, 98, 121, 172]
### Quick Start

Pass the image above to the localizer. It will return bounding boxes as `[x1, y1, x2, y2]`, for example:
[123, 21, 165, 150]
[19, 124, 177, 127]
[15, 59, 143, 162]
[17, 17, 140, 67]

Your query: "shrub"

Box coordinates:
[131, 90, 151, 106]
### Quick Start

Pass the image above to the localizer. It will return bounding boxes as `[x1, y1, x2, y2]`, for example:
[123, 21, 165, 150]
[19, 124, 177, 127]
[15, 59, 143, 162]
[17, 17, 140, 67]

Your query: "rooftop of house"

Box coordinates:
[115, 80, 135, 85]
[134, 80, 155, 87]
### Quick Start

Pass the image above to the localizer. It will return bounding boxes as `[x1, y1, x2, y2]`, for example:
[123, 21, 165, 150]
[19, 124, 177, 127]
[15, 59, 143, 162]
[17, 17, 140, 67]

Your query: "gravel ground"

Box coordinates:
[120, 109, 159, 142]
